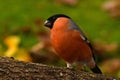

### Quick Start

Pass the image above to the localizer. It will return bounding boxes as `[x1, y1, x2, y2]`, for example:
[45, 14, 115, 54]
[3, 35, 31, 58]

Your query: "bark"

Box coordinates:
[0, 56, 119, 80]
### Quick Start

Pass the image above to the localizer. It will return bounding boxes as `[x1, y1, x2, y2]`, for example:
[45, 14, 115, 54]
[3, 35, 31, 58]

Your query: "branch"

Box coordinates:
[0, 56, 119, 80]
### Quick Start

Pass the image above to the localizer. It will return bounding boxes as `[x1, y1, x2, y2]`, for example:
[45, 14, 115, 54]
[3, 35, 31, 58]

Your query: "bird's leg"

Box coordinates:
[82, 64, 87, 72]
[66, 62, 73, 69]
[76, 64, 87, 72]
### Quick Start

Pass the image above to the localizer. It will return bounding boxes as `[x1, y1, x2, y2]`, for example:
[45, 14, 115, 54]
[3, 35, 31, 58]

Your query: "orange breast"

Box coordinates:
[50, 18, 92, 63]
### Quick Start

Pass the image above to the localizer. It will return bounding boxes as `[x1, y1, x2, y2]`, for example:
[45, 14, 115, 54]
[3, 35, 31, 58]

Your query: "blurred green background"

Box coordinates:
[0, 0, 120, 77]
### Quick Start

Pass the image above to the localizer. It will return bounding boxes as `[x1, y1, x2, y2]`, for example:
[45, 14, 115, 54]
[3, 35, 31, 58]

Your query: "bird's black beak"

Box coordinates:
[44, 20, 52, 29]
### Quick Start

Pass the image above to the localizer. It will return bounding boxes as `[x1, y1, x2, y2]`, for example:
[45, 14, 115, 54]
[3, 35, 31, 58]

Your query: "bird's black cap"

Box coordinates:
[44, 14, 70, 29]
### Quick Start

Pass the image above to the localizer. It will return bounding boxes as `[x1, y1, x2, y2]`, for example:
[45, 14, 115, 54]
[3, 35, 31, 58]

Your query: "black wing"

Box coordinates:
[69, 20, 95, 60]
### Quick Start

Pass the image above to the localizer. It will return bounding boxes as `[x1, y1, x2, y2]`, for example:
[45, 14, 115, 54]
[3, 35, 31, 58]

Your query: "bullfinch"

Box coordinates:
[44, 14, 102, 74]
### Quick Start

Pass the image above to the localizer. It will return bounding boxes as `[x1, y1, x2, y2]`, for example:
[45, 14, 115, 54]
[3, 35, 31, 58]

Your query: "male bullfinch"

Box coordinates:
[44, 14, 102, 74]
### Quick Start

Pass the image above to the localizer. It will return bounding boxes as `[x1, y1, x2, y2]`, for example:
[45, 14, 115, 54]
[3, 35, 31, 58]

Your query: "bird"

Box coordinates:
[44, 14, 102, 74]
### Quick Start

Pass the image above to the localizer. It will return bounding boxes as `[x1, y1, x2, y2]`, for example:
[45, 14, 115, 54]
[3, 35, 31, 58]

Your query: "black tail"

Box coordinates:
[91, 65, 102, 74]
